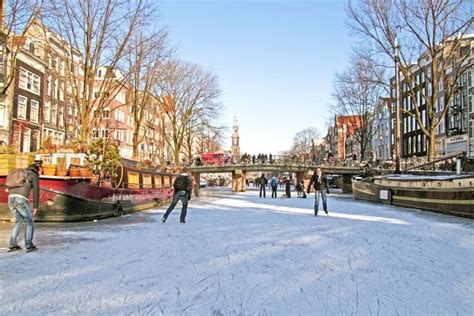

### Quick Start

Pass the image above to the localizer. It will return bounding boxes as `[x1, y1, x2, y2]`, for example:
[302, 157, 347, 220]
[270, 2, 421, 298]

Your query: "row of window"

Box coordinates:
[403, 110, 426, 134]
[17, 95, 39, 123]
[403, 134, 426, 156]
[91, 128, 135, 144]
[19, 68, 41, 95]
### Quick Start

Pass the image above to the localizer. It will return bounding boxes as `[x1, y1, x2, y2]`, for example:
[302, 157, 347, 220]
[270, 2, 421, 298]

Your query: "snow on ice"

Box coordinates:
[0, 188, 473, 315]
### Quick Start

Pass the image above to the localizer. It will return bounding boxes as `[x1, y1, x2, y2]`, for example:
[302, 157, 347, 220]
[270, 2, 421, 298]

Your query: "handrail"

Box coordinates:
[401, 151, 466, 173]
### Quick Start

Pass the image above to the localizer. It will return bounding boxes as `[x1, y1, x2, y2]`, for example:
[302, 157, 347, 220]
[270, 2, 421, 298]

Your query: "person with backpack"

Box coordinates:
[259, 173, 267, 198]
[270, 176, 278, 198]
[162, 172, 193, 224]
[307, 167, 330, 216]
[6, 162, 41, 252]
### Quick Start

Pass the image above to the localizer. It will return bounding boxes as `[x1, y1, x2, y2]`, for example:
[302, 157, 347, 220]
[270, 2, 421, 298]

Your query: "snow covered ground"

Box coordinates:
[0, 188, 473, 315]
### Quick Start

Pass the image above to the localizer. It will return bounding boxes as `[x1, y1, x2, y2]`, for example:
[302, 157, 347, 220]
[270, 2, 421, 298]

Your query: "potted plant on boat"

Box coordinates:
[85, 139, 121, 187]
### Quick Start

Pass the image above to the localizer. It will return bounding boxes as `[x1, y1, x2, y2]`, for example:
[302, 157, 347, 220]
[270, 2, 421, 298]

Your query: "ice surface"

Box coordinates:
[0, 188, 473, 315]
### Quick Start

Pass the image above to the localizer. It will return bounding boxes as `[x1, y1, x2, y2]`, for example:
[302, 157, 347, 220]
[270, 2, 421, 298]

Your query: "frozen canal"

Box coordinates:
[1, 188, 473, 315]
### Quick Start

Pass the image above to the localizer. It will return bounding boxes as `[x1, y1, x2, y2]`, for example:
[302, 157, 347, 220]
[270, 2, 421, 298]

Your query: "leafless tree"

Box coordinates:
[155, 60, 222, 166]
[346, 0, 473, 160]
[331, 53, 386, 161]
[291, 127, 321, 161]
[183, 121, 225, 161]
[0, 0, 43, 96]
[122, 27, 170, 160]
[45, 0, 155, 143]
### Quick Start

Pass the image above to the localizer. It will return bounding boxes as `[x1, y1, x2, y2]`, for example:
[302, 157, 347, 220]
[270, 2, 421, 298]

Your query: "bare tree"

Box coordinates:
[183, 121, 225, 161]
[331, 53, 386, 161]
[122, 27, 170, 160]
[291, 127, 321, 160]
[346, 0, 473, 160]
[45, 0, 155, 143]
[155, 60, 222, 166]
[0, 0, 43, 96]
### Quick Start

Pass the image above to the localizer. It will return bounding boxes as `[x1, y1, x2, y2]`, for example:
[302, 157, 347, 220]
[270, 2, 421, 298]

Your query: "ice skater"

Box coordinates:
[6, 161, 42, 252]
[270, 176, 278, 198]
[307, 167, 329, 216]
[162, 171, 193, 223]
[259, 173, 268, 198]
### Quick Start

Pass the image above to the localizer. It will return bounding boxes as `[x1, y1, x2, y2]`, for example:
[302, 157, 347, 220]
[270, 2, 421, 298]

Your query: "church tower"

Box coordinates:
[231, 116, 240, 159]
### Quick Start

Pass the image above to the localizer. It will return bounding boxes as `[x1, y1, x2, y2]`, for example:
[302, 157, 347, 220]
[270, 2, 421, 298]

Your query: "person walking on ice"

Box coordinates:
[270, 176, 278, 198]
[6, 161, 41, 252]
[259, 173, 268, 198]
[307, 167, 329, 216]
[162, 171, 193, 223]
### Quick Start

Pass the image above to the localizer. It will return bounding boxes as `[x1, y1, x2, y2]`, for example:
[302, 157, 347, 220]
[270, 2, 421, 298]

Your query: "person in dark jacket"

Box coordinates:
[307, 167, 329, 216]
[285, 177, 291, 198]
[7, 163, 41, 252]
[259, 173, 268, 198]
[162, 172, 193, 223]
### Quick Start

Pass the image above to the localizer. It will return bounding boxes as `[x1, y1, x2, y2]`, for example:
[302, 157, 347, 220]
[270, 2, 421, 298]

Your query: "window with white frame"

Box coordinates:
[19, 68, 40, 95]
[53, 56, 59, 72]
[44, 101, 50, 124]
[0, 103, 6, 127]
[462, 113, 468, 132]
[102, 109, 109, 119]
[116, 92, 125, 103]
[115, 129, 124, 141]
[58, 105, 64, 127]
[30, 100, 39, 123]
[101, 128, 109, 138]
[54, 79, 59, 99]
[22, 128, 31, 153]
[51, 103, 57, 125]
[92, 129, 99, 138]
[59, 59, 64, 76]
[59, 82, 64, 101]
[17, 95, 27, 119]
[46, 76, 51, 96]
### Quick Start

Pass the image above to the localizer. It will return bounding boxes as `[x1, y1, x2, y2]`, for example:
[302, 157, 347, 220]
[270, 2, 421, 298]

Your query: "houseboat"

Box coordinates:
[352, 174, 474, 218]
[0, 159, 177, 222]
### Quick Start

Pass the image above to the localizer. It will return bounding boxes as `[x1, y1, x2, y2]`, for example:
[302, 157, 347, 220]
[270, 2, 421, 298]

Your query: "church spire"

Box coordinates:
[231, 116, 240, 159]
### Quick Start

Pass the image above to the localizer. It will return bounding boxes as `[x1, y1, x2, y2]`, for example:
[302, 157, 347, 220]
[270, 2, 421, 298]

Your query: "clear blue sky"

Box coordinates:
[159, 0, 355, 154]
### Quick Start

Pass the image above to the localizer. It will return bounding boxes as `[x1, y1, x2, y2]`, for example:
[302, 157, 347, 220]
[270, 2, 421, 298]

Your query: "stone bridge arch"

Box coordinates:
[188, 163, 362, 196]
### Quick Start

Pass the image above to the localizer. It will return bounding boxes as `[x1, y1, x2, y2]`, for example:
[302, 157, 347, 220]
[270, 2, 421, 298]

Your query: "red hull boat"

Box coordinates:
[0, 163, 176, 222]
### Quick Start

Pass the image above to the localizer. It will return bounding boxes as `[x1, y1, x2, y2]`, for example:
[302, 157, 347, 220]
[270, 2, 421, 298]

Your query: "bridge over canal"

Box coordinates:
[189, 163, 363, 195]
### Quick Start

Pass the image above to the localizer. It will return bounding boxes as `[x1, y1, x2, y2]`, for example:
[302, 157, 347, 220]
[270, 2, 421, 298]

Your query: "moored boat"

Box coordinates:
[352, 174, 474, 218]
[0, 160, 177, 222]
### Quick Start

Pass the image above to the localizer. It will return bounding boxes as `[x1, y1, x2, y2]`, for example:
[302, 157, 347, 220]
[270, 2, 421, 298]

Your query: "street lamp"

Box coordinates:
[394, 37, 402, 173]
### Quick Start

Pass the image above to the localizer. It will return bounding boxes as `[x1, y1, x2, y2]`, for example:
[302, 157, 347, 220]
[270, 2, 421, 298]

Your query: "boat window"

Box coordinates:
[143, 174, 152, 189]
[154, 175, 162, 188]
[128, 172, 139, 189]
[163, 176, 171, 188]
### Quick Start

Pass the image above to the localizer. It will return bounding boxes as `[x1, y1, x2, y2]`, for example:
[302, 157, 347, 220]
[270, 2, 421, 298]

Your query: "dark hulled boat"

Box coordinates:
[0, 161, 176, 222]
[352, 174, 474, 218]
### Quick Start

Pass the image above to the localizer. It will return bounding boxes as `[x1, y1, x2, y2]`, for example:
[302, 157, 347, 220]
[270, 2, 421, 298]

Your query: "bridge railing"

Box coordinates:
[188, 153, 465, 173]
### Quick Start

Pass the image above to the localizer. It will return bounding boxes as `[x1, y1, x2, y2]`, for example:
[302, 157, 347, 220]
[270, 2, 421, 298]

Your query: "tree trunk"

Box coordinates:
[427, 132, 436, 161]
[132, 132, 139, 160]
